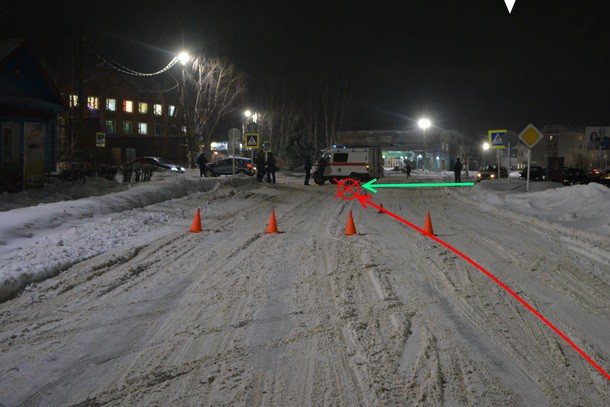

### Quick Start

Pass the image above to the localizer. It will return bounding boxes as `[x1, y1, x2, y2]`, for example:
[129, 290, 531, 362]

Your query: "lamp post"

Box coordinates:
[482, 142, 490, 166]
[418, 118, 431, 171]
[178, 52, 191, 166]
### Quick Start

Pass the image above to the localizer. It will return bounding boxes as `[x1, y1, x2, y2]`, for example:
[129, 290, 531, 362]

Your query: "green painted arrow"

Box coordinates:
[362, 178, 475, 193]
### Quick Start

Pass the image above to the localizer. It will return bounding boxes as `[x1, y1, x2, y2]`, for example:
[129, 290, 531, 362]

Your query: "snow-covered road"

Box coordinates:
[0, 175, 608, 405]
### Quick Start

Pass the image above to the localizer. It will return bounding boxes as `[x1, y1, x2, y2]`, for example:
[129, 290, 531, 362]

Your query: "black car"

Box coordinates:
[130, 157, 185, 173]
[206, 157, 255, 176]
[562, 168, 588, 186]
[519, 166, 546, 181]
[587, 170, 610, 187]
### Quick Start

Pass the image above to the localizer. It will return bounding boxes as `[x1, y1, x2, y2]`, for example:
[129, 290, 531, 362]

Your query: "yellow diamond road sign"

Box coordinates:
[517, 123, 544, 150]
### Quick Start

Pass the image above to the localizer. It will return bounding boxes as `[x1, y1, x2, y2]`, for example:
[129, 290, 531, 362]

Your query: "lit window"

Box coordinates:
[87, 97, 99, 109]
[69, 95, 78, 107]
[153, 104, 162, 115]
[123, 121, 132, 134]
[182, 125, 187, 134]
[123, 100, 134, 113]
[138, 123, 148, 135]
[168, 105, 176, 117]
[106, 98, 116, 111]
[139, 102, 148, 114]
[105, 120, 115, 133]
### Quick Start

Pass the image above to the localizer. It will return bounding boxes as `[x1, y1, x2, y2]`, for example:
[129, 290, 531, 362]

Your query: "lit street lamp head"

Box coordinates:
[418, 118, 431, 129]
[244, 110, 252, 118]
[178, 52, 190, 66]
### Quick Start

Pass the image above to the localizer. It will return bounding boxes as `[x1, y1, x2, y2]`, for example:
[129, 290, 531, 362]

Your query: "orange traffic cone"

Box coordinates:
[378, 203, 384, 213]
[189, 208, 203, 233]
[423, 211, 434, 236]
[266, 210, 279, 234]
[345, 210, 358, 236]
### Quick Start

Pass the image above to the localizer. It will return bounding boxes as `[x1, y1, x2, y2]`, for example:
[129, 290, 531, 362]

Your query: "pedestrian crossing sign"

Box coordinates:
[263, 141, 272, 152]
[488, 129, 507, 149]
[244, 133, 260, 149]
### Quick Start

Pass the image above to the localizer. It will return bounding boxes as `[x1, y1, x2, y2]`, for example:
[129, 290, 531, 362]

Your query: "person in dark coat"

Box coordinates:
[196, 152, 208, 177]
[454, 158, 463, 183]
[406, 163, 412, 178]
[266, 152, 276, 184]
[304, 156, 312, 185]
[255, 152, 266, 182]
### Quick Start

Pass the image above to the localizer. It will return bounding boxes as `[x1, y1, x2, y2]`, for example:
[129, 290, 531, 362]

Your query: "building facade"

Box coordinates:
[59, 71, 187, 165]
[0, 40, 66, 191]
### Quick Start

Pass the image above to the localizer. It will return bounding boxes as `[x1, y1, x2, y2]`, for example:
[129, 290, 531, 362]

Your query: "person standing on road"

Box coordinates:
[197, 152, 208, 177]
[255, 152, 266, 182]
[454, 157, 463, 183]
[406, 163, 412, 178]
[266, 152, 276, 184]
[304, 156, 312, 185]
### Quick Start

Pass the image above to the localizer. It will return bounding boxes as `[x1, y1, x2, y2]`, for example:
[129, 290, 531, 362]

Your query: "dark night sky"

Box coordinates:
[2, 1, 609, 133]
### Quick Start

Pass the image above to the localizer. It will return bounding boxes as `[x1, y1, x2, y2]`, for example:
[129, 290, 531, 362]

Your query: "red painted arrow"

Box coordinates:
[354, 193, 610, 380]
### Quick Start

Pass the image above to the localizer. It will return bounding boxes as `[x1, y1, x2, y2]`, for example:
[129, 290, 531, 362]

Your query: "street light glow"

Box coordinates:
[178, 52, 190, 66]
[244, 110, 252, 118]
[418, 118, 431, 129]
[483, 142, 490, 151]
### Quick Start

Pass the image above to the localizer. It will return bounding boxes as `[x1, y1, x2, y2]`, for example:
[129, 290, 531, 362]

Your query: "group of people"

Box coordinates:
[254, 152, 277, 184]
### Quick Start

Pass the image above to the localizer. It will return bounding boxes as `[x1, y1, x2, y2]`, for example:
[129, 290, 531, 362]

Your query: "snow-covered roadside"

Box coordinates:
[0, 173, 257, 301]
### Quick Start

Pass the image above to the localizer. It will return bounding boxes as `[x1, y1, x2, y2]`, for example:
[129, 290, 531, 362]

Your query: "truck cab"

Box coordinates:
[312, 146, 383, 185]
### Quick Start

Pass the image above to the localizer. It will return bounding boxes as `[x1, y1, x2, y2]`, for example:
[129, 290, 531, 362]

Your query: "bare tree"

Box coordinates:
[183, 57, 246, 166]
[319, 78, 351, 147]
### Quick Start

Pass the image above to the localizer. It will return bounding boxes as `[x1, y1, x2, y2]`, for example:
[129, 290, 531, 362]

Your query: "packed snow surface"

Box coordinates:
[0, 169, 608, 405]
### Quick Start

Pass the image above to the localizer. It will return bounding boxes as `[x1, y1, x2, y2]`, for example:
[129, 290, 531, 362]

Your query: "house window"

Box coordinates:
[2, 124, 19, 163]
[167, 105, 176, 117]
[153, 104, 162, 115]
[138, 123, 148, 135]
[123, 100, 134, 113]
[69, 95, 78, 107]
[154, 124, 163, 135]
[123, 121, 132, 134]
[87, 97, 99, 110]
[106, 98, 116, 111]
[138, 102, 148, 114]
[105, 120, 115, 133]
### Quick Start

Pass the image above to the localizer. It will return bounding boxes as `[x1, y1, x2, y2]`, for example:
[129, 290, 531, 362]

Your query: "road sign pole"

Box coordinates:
[508, 141, 510, 191]
[527, 149, 531, 192]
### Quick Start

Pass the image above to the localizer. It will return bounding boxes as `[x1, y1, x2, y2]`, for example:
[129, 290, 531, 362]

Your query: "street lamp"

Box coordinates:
[482, 142, 490, 166]
[178, 51, 192, 166]
[418, 118, 431, 171]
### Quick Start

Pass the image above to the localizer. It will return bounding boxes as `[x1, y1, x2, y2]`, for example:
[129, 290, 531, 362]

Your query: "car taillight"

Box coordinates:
[247, 163, 252, 168]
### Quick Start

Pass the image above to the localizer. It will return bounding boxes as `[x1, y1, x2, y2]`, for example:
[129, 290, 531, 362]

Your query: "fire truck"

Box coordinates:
[312, 146, 384, 185]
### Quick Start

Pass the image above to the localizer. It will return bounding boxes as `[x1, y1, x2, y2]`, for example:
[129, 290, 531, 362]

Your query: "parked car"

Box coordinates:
[205, 157, 255, 176]
[475, 165, 508, 181]
[562, 168, 588, 186]
[130, 157, 185, 173]
[519, 166, 546, 181]
[587, 170, 610, 187]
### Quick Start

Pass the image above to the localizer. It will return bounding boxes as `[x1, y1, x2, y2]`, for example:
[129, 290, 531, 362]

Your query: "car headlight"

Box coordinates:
[491, 174, 495, 178]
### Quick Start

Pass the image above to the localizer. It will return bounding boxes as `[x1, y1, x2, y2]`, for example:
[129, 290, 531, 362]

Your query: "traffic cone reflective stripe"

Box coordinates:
[345, 210, 357, 235]
[189, 208, 203, 233]
[423, 211, 434, 236]
[266, 210, 279, 234]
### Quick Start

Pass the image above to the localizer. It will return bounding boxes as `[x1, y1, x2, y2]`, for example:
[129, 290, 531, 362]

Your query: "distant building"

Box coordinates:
[513, 124, 608, 170]
[338, 129, 465, 171]
[0, 40, 67, 192]
[58, 70, 187, 165]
